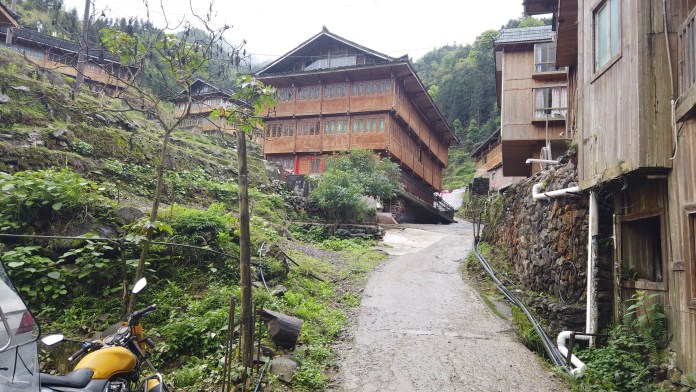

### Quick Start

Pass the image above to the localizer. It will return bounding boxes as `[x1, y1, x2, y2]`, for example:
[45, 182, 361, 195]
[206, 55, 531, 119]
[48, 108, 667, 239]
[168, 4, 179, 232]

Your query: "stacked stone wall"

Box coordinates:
[484, 153, 589, 334]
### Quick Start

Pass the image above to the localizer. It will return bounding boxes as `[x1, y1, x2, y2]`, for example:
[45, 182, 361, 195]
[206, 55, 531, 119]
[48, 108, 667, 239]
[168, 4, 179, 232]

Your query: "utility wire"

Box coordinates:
[0, 233, 238, 260]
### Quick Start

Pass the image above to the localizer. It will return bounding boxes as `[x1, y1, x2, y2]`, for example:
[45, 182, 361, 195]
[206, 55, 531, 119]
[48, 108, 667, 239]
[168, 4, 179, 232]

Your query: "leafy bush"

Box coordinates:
[574, 291, 668, 391]
[0, 168, 109, 230]
[69, 138, 94, 156]
[167, 207, 230, 248]
[309, 169, 368, 225]
[309, 150, 400, 225]
[2, 246, 67, 306]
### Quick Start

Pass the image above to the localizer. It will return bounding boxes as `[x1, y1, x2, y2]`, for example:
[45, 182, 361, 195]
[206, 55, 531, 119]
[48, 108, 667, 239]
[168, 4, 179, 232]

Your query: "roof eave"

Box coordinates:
[256, 28, 396, 76]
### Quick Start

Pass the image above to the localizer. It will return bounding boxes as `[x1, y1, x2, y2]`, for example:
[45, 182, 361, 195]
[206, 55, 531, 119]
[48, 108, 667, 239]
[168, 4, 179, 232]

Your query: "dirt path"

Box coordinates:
[332, 221, 568, 392]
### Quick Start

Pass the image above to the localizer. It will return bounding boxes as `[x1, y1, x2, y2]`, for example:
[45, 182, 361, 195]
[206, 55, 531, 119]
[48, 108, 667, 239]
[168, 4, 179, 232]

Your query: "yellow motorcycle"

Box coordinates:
[39, 278, 167, 392]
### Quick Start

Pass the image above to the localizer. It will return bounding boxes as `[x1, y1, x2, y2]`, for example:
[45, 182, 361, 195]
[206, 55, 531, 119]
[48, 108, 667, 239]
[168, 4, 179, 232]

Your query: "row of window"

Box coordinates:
[275, 79, 393, 102]
[352, 79, 392, 96]
[175, 98, 228, 112]
[277, 87, 294, 102]
[267, 117, 387, 138]
[324, 120, 349, 135]
[298, 86, 321, 100]
[352, 118, 385, 133]
[269, 123, 296, 137]
[324, 83, 349, 99]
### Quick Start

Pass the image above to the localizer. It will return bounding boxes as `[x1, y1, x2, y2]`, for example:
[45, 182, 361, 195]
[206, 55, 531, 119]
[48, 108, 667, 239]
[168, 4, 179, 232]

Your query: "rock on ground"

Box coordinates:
[331, 221, 568, 392]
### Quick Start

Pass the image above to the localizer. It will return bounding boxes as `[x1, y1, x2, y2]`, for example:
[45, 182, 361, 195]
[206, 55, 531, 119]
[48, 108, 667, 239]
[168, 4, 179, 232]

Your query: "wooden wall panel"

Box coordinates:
[321, 135, 350, 151]
[576, 0, 671, 187]
[295, 135, 321, 152]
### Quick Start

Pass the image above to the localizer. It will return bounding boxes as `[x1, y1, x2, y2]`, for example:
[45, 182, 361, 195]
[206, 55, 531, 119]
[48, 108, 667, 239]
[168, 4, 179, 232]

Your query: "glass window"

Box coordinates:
[277, 88, 294, 102]
[310, 158, 322, 174]
[379, 117, 385, 132]
[533, 87, 568, 119]
[534, 42, 567, 72]
[594, 0, 620, 70]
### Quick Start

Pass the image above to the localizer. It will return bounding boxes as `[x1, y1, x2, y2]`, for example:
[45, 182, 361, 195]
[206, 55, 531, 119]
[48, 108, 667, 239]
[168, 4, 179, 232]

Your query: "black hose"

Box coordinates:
[472, 234, 570, 372]
[253, 362, 269, 392]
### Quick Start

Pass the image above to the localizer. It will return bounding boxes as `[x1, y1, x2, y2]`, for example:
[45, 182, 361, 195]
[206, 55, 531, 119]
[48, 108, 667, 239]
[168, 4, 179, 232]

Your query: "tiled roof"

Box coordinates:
[495, 25, 554, 45]
[0, 27, 118, 62]
[256, 27, 397, 76]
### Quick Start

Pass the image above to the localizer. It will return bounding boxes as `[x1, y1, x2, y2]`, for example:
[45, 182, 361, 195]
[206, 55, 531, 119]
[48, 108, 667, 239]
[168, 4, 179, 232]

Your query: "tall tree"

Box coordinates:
[212, 76, 276, 380]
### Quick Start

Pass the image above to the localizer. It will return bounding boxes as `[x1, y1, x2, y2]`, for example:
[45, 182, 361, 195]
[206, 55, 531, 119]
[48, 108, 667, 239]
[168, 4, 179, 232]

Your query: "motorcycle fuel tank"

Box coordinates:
[74, 346, 136, 379]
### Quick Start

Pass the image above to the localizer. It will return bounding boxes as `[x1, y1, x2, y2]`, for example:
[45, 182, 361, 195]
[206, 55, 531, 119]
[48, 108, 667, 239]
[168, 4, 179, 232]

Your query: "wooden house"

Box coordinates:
[526, 0, 696, 374]
[0, 27, 131, 93]
[494, 25, 570, 177]
[472, 128, 525, 191]
[171, 79, 236, 135]
[255, 28, 458, 223]
[0, 1, 19, 28]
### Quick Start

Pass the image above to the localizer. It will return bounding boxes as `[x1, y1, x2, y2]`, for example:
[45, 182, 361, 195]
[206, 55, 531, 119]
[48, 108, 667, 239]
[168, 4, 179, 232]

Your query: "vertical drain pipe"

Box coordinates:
[587, 192, 598, 346]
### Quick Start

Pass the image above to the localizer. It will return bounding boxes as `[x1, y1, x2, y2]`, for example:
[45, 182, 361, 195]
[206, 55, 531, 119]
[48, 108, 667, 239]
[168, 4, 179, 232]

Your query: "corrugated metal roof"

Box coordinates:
[495, 25, 554, 45]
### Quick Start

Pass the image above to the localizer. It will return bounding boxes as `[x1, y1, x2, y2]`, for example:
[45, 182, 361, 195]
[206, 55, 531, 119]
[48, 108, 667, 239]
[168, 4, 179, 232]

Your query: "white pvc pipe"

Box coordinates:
[532, 183, 580, 200]
[557, 331, 590, 376]
[587, 192, 598, 345]
[526, 158, 560, 165]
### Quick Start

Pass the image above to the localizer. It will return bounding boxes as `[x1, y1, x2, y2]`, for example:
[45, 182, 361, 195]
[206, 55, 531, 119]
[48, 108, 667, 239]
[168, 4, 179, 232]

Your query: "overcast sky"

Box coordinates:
[60, 0, 527, 62]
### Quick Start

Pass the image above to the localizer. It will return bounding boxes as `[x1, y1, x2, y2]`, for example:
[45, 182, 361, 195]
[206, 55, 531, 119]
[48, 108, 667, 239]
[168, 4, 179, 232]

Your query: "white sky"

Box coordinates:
[61, 0, 526, 63]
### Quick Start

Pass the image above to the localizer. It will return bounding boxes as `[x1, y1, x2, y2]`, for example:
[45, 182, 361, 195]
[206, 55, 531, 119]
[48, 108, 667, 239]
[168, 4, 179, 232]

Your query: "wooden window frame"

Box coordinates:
[593, 0, 621, 76]
[616, 209, 668, 292]
[688, 205, 696, 308]
[532, 86, 568, 120]
[533, 42, 565, 73]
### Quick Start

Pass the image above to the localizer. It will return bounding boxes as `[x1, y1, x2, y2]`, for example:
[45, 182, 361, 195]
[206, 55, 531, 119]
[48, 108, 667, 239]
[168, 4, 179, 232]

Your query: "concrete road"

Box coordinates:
[332, 221, 568, 392]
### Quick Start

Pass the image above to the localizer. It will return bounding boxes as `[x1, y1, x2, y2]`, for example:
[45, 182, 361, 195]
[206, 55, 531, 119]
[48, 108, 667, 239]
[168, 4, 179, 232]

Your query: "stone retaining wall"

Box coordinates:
[484, 153, 590, 334]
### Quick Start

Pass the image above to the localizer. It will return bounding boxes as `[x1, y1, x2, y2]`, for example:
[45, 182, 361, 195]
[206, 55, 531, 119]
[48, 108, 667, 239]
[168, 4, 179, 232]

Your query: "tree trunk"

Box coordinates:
[74, 0, 90, 92]
[237, 130, 253, 380]
[129, 127, 173, 313]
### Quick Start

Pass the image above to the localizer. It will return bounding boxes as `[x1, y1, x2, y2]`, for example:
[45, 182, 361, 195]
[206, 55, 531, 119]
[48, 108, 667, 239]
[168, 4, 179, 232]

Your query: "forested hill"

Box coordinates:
[413, 16, 550, 189]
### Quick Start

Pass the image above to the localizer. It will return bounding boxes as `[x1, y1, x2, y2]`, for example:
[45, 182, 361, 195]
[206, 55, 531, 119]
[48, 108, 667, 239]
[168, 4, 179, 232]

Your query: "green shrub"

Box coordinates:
[574, 291, 668, 391]
[69, 138, 94, 156]
[0, 168, 109, 230]
[2, 246, 68, 307]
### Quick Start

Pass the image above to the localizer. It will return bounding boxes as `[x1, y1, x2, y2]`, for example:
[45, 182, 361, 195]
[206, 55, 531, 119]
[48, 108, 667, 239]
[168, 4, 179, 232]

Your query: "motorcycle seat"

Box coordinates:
[40, 368, 94, 388]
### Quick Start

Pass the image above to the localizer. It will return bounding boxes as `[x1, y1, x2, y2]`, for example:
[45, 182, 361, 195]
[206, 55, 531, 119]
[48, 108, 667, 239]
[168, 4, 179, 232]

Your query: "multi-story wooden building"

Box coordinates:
[0, 27, 131, 93]
[0, 2, 18, 29]
[494, 25, 570, 177]
[171, 79, 236, 135]
[526, 0, 696, 374]
[472, 129, 525, 191]
[256, 28, 458, 223]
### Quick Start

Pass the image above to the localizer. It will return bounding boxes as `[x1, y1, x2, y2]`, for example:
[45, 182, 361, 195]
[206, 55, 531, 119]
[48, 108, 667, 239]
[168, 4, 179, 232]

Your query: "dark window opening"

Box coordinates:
[620, 215, 663, 282]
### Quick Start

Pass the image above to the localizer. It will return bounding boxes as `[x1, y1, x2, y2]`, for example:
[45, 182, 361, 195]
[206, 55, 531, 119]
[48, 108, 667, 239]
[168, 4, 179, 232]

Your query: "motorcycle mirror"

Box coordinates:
[132, 277, 147, 294]
[41, 334, 64, 346]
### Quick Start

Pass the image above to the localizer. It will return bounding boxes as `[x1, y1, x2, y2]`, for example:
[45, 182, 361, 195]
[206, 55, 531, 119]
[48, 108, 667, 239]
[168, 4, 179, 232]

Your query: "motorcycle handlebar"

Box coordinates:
[68, 341, 99, 362]
[67, 346, 86, 362]
[130, 304, 157, 324]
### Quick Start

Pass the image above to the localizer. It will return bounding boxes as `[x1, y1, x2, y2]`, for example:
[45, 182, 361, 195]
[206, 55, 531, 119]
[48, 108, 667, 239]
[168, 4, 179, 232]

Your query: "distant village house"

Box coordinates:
[256, 28, 458, 223]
